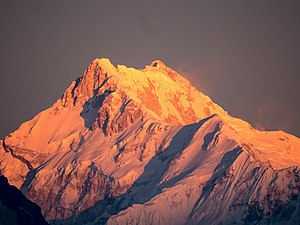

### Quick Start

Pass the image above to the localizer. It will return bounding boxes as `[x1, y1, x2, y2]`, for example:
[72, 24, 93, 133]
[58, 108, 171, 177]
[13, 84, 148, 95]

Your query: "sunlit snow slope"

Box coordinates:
[0, 58, 300, 225]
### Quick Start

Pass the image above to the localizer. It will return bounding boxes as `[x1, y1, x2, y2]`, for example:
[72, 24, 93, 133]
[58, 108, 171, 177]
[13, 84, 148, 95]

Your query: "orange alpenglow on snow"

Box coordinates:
[0, 58, 300, 224]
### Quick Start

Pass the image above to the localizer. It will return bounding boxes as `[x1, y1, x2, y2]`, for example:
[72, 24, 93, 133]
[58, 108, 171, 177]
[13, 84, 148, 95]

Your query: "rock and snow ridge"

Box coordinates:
[0, 58, 300, 225]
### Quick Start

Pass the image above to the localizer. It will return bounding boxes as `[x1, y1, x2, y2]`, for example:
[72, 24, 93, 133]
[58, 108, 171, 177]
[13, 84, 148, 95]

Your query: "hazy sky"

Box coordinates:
[0, 0, 299, 139]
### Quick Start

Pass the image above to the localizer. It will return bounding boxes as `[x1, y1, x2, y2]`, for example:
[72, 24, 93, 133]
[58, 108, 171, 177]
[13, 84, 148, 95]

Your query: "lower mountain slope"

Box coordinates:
[0, 174, 49, 225]
[53, 115, 300, 225]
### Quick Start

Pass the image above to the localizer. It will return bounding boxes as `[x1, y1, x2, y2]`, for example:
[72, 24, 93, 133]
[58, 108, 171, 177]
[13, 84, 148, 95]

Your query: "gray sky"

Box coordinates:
[0, 0, 299, 139]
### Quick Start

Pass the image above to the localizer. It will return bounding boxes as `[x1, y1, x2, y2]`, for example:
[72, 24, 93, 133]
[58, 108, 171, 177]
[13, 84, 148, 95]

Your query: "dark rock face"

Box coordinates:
[0, 175, 48, 225]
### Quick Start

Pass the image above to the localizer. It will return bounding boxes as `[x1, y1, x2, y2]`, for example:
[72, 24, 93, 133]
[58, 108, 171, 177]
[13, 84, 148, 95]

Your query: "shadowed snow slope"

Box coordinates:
[0, 58, 300, 224]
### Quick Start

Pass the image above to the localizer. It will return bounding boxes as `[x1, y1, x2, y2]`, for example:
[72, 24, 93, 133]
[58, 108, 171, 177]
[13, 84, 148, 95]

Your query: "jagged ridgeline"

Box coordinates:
[0, 58, 300, 225]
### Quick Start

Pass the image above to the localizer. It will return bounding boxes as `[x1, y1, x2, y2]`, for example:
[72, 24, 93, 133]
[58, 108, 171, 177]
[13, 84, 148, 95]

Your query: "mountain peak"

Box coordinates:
[60, 57, 227, 127]
[149, 59, 167, 68]
[92, 57, 113, 66]
[91, 57, 118, 76]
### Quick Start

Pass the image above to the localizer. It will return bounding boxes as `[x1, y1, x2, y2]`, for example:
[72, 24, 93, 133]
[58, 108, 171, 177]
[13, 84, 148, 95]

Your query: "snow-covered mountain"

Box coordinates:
[0, 58, 300, 225]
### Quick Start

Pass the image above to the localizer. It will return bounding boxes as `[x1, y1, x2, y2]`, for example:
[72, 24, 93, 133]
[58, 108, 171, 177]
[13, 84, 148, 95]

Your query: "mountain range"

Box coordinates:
[0, 58, 300, 225]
